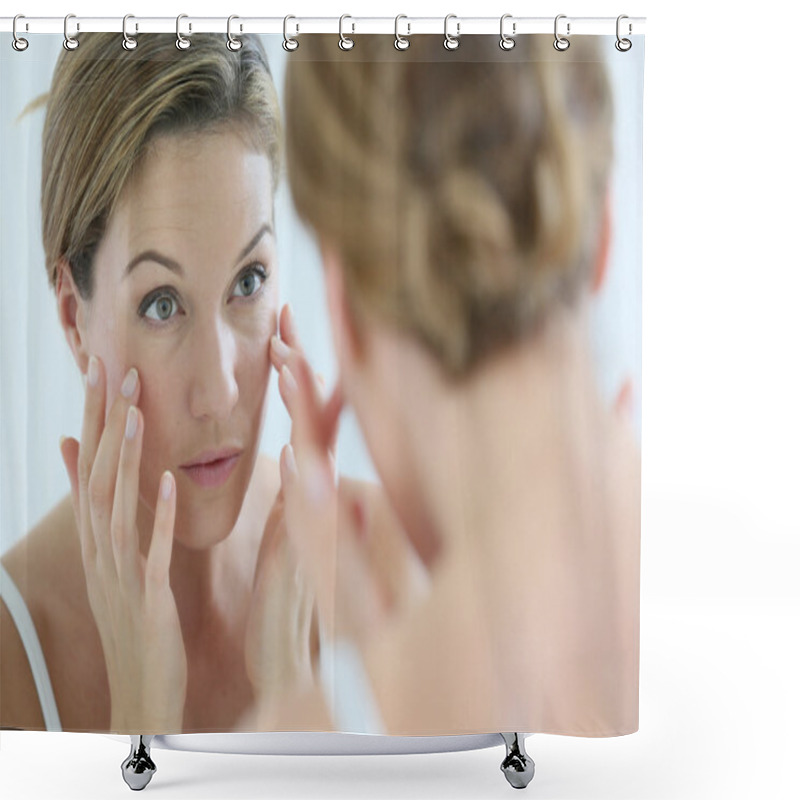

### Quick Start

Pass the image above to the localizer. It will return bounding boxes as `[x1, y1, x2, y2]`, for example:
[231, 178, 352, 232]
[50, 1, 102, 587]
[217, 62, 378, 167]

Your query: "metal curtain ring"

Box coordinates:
[500, 14, 516, 50]
[553, 14, 570, 51]
[63, 14, 79, 51]
[339, 14, 354, 50]
[444, 14, 460, 50]
[394, 15, 410, 51]
[176, 14, 191, 50]
[227, 15, 242, 51]
[283, 15, 299, 51]
[122, 14, 138, 50]
[615, 14, 632, 51]
[12, 15, 29, 51]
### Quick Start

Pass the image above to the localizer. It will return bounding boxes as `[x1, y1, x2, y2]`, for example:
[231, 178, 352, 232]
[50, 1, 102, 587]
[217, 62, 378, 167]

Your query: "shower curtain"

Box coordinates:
[0, 26, 644, 739]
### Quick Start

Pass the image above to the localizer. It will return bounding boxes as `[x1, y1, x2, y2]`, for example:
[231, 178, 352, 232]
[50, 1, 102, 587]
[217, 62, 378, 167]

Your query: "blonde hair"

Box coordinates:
[285, 35, 613, 378]
[33, 33, 282, 299]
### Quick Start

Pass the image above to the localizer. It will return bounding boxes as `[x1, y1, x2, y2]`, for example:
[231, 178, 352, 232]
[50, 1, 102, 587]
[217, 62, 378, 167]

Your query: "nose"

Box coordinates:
[188, 317, 240, 421]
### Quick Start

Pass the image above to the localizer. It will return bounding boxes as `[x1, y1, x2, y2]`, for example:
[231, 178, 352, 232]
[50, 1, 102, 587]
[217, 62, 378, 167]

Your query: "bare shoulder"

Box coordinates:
[0, 496, 78, 730]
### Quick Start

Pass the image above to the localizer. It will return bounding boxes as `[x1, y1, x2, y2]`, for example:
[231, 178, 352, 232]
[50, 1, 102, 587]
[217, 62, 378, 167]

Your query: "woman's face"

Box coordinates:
[78, 127, 278, 549]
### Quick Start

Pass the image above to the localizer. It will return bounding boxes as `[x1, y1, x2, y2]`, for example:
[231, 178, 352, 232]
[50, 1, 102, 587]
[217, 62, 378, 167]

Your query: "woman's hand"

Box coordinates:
[269, 304, 393, 647]
[268, 305, 341, 643]
[59, 356, 187, 734]
[243, 481, 318, 727]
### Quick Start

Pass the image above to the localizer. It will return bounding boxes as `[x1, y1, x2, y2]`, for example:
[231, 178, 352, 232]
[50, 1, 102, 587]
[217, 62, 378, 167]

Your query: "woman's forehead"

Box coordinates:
[129, 130, 272, 219]
[110, 130, 274, 262]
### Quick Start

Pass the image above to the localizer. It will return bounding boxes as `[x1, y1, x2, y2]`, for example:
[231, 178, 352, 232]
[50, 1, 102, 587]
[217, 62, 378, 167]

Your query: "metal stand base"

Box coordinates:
[500, 732, 535, 789]
[119, 731, 533, 790]
[121, 735, 156, 791]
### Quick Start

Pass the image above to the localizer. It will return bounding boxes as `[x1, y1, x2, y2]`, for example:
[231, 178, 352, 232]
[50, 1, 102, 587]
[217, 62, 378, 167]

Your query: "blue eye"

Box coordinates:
[232, 264, 268, 298]
[141, 292, 179, 322]
[137, 264, 269, 326]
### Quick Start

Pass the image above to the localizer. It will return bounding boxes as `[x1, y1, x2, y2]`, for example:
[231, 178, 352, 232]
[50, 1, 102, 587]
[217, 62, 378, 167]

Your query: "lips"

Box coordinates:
[180, 447, 243, 489]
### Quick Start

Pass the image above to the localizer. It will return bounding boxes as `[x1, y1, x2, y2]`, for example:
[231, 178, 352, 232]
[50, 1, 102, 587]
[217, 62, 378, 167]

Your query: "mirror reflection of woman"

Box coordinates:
[270, 34, 641, 736]
[0, 33, 420, 734]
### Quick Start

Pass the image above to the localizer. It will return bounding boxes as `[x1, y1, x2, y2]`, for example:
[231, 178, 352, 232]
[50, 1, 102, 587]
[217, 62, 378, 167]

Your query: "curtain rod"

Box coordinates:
[1, 16, 646, 37]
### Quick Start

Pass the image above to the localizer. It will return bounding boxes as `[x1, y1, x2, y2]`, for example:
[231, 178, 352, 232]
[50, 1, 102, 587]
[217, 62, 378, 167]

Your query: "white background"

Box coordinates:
[1, 1, 799, 800]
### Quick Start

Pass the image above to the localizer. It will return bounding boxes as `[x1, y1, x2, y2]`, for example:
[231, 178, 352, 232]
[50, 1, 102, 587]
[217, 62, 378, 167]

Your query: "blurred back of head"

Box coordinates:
[286, 34, 613, 379]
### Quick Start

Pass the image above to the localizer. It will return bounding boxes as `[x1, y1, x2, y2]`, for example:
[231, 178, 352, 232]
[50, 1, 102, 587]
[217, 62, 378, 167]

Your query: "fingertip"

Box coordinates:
[280, 444, 298, 483]
[59, 436, 76, 469]
[280, 302, 292, 338]
[160, 470, 174, 503]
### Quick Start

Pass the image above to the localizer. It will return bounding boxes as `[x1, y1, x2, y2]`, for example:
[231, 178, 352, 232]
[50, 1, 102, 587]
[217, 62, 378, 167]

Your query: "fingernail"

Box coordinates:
[125, 406, 138, 440]
[281, 364, 298, 395]
[160, 471, 173, 501]
[121, 367, 138, 398]
[272, 335, 290, 360]
[59, 435, 66, 452]
[87, 356, 99, 387]
[286, 303, 295, 329]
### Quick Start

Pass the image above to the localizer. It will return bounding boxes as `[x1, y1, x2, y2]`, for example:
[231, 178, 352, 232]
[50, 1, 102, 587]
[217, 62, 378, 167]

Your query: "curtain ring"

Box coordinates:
[283, 15, 299, 51]
[553, 14, 570, 51]
[12, 15, 29, 51]
[615, 14, 632, 51]
[176, 14, 191, 50]
[443, 14, 460, 51]
[394, 15, 410, 51]
[227, 15, 242, 51]
[122, 14, 138, 50]
[499, 14, 516, 50]
[339, 14, 354, 50]
[63, 13, 79, 51]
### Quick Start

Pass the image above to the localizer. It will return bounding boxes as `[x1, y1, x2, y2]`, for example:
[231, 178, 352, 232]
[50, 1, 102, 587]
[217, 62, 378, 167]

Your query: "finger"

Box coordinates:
[110, 405, 144, 600]
[321, 379, 345, 458]
[293, 357, 342, 454]
[60, 436, 89, 561]
[269, 332, 292, 373]
[280, 442, 337, 638]
[253, 489, 286, 594]
[88, 366, 141, 583]
[277, 362, 299, 425]
[280, 303, 304, 354]
[77, 356, 107, 568]
[292, 564, 315, 680]
[145, 471, 176, 589]
[274, 349, 334, 452]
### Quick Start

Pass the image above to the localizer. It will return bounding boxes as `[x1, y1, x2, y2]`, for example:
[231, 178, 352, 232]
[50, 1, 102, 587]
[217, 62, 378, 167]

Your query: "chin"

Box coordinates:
[172, 500, 240, 550]
[171, 473, 249, 551]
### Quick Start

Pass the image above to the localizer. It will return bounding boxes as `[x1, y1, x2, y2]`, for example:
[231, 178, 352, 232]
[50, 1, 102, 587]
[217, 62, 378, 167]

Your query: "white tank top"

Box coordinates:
[0, 562, 62, 731]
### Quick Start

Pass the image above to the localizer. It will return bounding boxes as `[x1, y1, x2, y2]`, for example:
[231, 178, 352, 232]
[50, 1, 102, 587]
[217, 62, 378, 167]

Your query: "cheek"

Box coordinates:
[136, 378, 176, 490]
[100, 357, 132, 422]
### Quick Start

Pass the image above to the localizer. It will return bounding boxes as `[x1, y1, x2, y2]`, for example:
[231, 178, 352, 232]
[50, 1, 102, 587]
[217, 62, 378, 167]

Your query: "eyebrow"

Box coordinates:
[123, 222, 273, 279]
